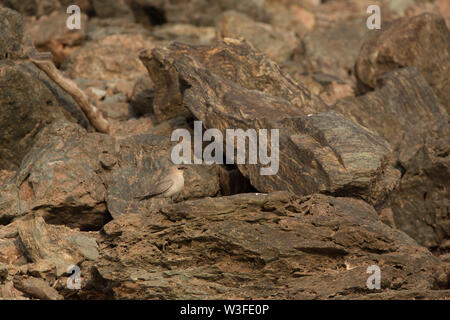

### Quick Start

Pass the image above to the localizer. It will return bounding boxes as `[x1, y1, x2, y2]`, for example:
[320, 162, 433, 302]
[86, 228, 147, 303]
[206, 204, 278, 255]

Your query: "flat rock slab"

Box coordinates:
[84, 192, 448, 299]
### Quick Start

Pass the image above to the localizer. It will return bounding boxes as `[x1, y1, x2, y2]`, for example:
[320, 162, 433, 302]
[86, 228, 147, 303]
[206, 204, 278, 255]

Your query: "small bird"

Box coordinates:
[135, 165, 186, 201]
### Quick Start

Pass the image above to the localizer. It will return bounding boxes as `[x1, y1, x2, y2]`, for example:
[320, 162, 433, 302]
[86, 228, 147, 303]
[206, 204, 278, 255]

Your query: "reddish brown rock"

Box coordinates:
[13, 277, 63, 300]
[77, 192, 449, 299]
[356, 13, 450, 112]
[140, 40, 397, 204]
[25, 11, 88, 66]
[62, 34, 152, 82]
[217, 10, 298, 63]
[331, 67, 448, 150]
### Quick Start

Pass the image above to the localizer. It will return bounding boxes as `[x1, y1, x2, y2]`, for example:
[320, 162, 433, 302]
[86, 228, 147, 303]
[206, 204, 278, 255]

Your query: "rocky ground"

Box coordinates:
[0, 0, 449, 300]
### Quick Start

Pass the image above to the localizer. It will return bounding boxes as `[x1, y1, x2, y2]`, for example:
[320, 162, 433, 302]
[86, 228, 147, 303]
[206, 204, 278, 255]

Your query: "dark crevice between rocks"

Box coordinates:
[219, 164, 257, 196]
[323, 186, 367, 201]
[144, 6, 167, 25]
[394, 161, 407, 178]
[37, 204, 113, 231]
[130, 3, 167, 27]
[0, 215, 14, 226]
[294, 246, 348, 257]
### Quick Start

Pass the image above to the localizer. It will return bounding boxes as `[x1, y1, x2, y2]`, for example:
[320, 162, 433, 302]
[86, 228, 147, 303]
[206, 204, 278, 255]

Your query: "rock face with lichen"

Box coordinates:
[0, 2, 449, 300]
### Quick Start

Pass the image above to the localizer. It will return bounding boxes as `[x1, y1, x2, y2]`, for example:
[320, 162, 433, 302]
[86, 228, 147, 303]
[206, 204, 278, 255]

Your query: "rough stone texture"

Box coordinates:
[355, 13, 450, 112]
[127, 0, 267, 26]
[0, 62, 78, 170]
[385, 121, 450, 249]
[16, 216, 99, 276]
[13, 276, 63, 300]
[0, 0, 60, 17]
[1, 0, 449, 301]
[62, 34, 152, 81]
[331, 67, 448, 151]
[140, 40, 398, 204]
[217, 10, 298, 63]
[151, 24, 216, 45]
[328, 67, 449, 251]
[75, 192, 448, 299]
[295, 17, 368, 82]
[106, 133, 220, 218]
[141, 39, 323, 123]
[0, 6, 26, 60]
[0, 120, 220, 228]
[0, 121, 115, 229]
[25, 11, 88, 66]
[130, 74, 154, 117]
[91, 0, 133, 19]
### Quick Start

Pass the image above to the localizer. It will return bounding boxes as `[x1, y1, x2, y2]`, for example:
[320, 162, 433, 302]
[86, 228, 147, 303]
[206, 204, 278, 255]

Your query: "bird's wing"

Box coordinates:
[135, 177, 173, 200]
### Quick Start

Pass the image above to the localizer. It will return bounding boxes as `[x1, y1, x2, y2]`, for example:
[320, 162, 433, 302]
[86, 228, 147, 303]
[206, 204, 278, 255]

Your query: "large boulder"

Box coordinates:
[355, 13, 450, 112]
[0, 63, 77, 170]
[127, 0, 267, 26]
[140, 40, 398, 205]
[0, 120, 220, 228]
[331, 67, 448, 151]
[77, 192, 448, 299]
[0, 6, 26, 60]
[326, 67, 449, 250]
[216, 10, 298, 63]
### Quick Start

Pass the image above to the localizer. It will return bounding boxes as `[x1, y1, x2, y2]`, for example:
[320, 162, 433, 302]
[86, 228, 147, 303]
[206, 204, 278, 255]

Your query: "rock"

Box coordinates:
[0, 6, 26, 60]
[140, 40, 397, 204]
[295, 17, 368, 82]
[91, 0, 134, 19]
[0, 118, 221, 225]
[106, 134, 220, 218]
[0, 262, 7, 281]
[127, 0, 267, 26]
[217, 11, 298, 63]
[384, 121, 450, 249]
[0, 62, 78, 170]
[25, 11, 88, 66]
[62, 34, 152, 82]
[79, 192, 448, 299]
[331, 67, 448, 151]
[86, 17, 151, 42]
[319, 82, 354, 106]
[329, 68, 449, 250]
[0, 0, 60, 17]
[13, 276, 63, 300]
[141, 39, 322, 123]
[355, 13, 450, 112]
[16, 216, 98, 277]
[130, 74, 154, 117]
[0, 237, 25, 266]
[0, 121, 115, 229]
[98, 101, 134, 121]
[151, 24, 216, 45]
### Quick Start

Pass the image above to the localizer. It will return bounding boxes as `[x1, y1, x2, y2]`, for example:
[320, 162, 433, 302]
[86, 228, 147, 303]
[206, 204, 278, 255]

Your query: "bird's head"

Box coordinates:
[170, 165, 187, 175]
